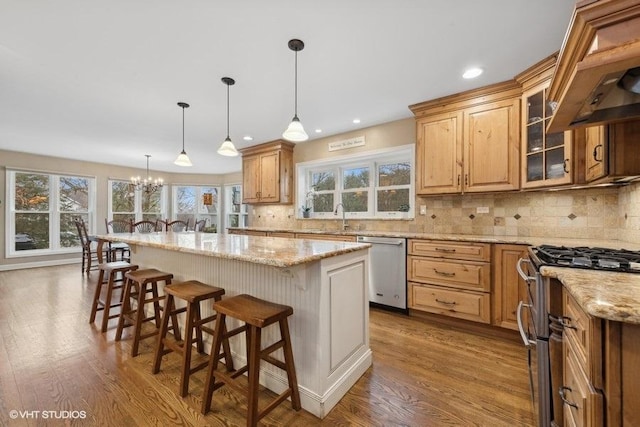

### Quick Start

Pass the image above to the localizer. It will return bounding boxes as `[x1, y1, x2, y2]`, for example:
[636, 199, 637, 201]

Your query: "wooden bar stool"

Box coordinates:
[201, 294, 301, 426]
[115, 268, 177, 357]
[152, 280, 234, 397]
[89, 260, 138, 333]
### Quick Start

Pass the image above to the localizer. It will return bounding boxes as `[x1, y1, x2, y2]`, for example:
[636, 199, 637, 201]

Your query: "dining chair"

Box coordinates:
[132, 219, 160, 233]
[193, 219, 207, 232]
[105, 218, 133, 233]
[164, 219, 190, 232]
[105, 218, 132, 262]
[74, 217, 109, 274]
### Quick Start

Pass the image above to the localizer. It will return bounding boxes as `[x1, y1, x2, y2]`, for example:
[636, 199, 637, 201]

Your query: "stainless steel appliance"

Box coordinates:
[517, 245, 640, 426]
[356, 236, 407, 311]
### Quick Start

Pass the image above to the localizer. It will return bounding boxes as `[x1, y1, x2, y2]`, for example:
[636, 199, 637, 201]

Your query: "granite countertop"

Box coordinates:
[228, 227, 640, 251]
[541, 266, 640, 324]
[96, 232, 370, 268]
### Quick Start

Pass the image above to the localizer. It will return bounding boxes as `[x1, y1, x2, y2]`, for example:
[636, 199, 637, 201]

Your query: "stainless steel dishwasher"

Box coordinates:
[357, 236, 407, 311]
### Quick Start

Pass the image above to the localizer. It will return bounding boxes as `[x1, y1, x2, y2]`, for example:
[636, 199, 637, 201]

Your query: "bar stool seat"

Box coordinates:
[115, 268, 176, 357]
[201, 294, 301, 426]
[152, 280, 233, 397]
[89, 261, 138, 333]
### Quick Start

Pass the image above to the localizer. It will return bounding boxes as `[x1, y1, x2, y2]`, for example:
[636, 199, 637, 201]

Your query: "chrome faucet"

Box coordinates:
[334, 203, 349, 230]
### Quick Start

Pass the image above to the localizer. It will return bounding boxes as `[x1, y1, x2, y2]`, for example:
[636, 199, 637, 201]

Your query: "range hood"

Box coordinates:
[547, 0, 640, 133]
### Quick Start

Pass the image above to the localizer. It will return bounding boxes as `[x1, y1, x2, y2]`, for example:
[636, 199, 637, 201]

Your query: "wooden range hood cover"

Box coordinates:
[547, 0, 640, 133]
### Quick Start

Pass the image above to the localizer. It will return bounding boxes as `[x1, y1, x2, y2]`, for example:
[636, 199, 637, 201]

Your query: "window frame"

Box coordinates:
[296, 144, 415, 220]
[6, 169, 97, 258]
[170, 184, 221, 232]
[107, 179, 168, 225]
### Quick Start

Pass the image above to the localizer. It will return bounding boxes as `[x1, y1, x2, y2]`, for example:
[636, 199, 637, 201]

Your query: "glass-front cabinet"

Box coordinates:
[224, 184, 248, 230]
[521, 80, 572, 189]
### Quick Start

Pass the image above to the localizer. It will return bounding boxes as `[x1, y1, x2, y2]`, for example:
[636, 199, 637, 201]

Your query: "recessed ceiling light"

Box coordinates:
[353, 118, 361, 124]
[243, 135, 253, 141]
[463, 67, 483, 79]
[315, 129, 322, 133]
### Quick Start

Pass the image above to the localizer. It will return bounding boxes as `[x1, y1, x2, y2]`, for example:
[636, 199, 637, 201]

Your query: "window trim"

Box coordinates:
[107, 179, 168, 224]
[296, 144, 415, 220]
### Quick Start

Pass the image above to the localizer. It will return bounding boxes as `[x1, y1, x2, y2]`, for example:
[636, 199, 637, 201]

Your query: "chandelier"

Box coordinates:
[130, 154, 163, 194]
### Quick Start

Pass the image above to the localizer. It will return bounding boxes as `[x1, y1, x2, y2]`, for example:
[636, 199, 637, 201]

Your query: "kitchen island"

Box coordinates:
[96, 232, 372, 418]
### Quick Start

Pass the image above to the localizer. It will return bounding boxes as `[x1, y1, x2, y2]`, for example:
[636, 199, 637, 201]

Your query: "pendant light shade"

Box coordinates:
[217, 77, 239, 157]
[174, 102, 192, 166]
[283, 39, 308, 142]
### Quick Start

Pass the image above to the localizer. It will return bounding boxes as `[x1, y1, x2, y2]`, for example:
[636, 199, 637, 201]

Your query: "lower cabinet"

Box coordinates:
[408, 239, 491, 324]
[492, 244, 529, 330]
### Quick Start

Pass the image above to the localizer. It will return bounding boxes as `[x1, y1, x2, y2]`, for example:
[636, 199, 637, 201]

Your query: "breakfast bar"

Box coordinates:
[96, 232, 372, 418]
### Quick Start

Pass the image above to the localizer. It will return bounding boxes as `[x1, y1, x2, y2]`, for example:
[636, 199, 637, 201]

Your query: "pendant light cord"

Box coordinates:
[294, 49, 298, 117]
[182, 106, 186, 151]
[226, 82, 230, 139]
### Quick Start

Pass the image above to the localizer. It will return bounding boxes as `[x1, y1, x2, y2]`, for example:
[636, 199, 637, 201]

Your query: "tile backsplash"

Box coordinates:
[250, 182, 640, 243]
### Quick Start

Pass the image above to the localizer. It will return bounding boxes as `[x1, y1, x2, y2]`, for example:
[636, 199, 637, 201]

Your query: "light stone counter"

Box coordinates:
[96, 231, 370, 268]
[96, 231, 372, 418]
[540, 266, 640, 324]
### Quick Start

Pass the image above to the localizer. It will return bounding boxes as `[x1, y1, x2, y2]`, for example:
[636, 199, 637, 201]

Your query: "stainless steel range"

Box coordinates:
[517, 245, 640, 427]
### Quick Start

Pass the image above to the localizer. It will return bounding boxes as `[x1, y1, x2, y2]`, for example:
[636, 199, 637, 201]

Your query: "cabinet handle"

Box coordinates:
[464, 174, 469, 186]
[559, 386, 579, 409]
[563, 159, 570, 173]
[560, 315, 578, 330]
[435, 298, 456, 306]
[434, 269, 455, 277]
[435, 247, 456, 253]
[593, 144, 603, 162]
[457, 174, 461, 186]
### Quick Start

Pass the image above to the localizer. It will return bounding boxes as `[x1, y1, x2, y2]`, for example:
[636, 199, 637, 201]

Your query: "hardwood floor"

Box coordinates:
[0, 265, 535, 426]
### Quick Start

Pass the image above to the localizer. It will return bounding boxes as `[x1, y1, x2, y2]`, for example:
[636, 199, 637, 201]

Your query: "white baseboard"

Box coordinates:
[0, 259, 79, 271]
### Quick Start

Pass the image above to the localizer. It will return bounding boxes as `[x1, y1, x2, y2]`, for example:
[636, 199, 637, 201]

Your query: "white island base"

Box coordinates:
[130, 243, 371, 418]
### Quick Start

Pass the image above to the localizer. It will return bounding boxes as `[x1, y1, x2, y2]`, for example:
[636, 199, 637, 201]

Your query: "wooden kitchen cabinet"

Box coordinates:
[239, 139, 294, 204]
[583, 125, 607, 182]
[410, 81, 521, 195]
[408, 239, 491, 324]
[492, 244, 529, 330]
[517, 55, 574, 189]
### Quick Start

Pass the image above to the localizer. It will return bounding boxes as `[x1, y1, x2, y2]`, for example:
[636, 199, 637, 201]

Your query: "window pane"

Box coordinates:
[15, 173, 49, 211]
[377, 189, 410, 212]
[343, 167, 369, 190]
[113, 213, 134, 222]
[378, 163, 410, 186]
[177, 186, 196, 213]
[60, 213, 82, 247]
[15, 213, 49, 250]
[311, 171, 335, 191]
[112, 181, 134, 212]
[142, 190, 161, 213]
[312, 193, 334, 213]
[60, 177, 89, 212]
[342, 192, 367, 212]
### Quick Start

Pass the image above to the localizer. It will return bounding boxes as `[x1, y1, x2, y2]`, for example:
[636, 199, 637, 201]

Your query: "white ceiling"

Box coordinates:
[0, 0, 576, 174]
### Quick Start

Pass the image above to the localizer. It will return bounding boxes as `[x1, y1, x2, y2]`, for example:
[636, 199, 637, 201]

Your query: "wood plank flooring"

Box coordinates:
[0, 265, 535, 426]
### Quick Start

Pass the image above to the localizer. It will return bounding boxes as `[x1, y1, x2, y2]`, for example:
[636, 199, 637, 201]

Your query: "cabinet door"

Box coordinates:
[521, 81, 573, 189]
[258, 151, 280, 202]
[242, 155, 261, 203]
[584, 126, 607, 182]
[464, 98, 520, 193]
[416, 112, 463, 195]
[492, 244, 529, 330]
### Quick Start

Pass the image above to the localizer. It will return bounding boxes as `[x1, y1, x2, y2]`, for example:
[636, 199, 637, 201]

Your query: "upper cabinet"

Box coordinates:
[517, 55, 574, 189]
[239, 140, 294, 204]
[410, 81, 521, 195]
[547, 0, 640, 132]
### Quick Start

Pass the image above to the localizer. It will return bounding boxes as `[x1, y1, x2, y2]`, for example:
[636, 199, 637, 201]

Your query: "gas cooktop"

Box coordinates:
[531, 245, 640, 273]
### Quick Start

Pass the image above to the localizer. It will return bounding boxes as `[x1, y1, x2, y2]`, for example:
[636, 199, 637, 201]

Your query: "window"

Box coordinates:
[297, 145, 414, 219]
[108, 179, 167, 226]
[7, 170, 95, 256]
[172, 185, 220, 232]
[224, 184, 248, 230]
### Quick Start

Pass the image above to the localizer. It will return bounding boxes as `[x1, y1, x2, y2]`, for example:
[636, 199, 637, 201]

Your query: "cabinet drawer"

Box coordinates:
[563, 290, 602, 387]
[408, 239, 490, 262]
[408, 282, 490, 323]
[562, 338, 603, 427]
[408, 256, 490, 291]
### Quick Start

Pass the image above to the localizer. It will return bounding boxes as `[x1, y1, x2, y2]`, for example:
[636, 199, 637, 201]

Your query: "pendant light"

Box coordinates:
[282, 38, 309, 142]
[217, 77, 239, 157]
[174, 102, 192, 166]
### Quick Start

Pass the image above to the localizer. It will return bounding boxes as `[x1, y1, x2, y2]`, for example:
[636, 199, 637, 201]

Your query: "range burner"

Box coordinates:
[532, 245, 640, 273]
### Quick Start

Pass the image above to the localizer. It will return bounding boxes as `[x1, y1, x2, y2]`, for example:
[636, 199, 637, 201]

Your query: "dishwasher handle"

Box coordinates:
[357, 236, 405, 246]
